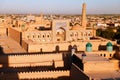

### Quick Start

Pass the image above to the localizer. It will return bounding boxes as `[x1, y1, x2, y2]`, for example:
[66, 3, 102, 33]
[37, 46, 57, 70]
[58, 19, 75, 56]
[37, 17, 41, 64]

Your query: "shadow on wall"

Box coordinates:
[73, 45, 78, 52]
[114, 46, 120, 60]
[0, 46, 4, 55]
[62, 52, 72, 69]
[72, 55, 83, 70]
[119, 61, 120, 69]
[98, 45, 106, 50]
[20, 76, 70, 80]
[68, 45, 72, 52]
[55, 45, 60, 53]
[0, 46, 19, 80]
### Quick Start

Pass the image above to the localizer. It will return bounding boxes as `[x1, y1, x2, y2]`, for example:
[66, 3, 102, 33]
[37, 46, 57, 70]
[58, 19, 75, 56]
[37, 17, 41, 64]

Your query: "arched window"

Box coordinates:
[47, 35, 49, 38]
[47, 33, 51, 38]
[70, 33, 73, 37]
[38, 35, 40, 38]
[27, 36, 29, 39]
[57, 32, 60, 35]
[38, 34, 41, 38]
[110, 54, 112, 57]
[43, 35, 45, 38]
[104, 54, 106, 57]
[42, 34, 46, 38]
[88, 32, 92, 36]
[33, 35, 35, 38]
[74, 32, 78, 36]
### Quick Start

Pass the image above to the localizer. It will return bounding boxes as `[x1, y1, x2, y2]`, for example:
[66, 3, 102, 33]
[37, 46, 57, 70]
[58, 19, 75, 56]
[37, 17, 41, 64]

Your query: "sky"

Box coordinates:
[0, 0, 120, 14]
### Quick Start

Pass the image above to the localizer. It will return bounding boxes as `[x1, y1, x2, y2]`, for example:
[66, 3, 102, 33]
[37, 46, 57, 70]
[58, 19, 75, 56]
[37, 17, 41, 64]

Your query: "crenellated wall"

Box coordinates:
[0, 53, 64, 68]
[0, 70, 70, 80]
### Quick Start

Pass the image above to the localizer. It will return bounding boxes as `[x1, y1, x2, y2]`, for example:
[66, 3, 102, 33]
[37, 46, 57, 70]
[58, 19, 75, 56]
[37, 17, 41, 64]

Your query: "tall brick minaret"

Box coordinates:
[82, 3, 87, 29]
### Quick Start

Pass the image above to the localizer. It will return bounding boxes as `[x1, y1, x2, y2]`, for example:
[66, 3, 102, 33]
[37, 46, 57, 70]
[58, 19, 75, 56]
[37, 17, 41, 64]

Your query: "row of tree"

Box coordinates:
[96, 26, 120, 44]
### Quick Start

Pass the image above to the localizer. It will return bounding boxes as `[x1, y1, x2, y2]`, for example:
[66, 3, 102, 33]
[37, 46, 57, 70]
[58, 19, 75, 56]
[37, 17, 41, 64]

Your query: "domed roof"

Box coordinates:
[106, 42, 112, 46]
[71, 24, 81, 30]
[86, 42, 92, 47]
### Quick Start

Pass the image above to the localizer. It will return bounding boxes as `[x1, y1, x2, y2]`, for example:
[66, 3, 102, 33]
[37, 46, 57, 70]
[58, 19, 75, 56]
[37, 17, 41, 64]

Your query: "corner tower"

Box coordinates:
[82, 3, 87, 29]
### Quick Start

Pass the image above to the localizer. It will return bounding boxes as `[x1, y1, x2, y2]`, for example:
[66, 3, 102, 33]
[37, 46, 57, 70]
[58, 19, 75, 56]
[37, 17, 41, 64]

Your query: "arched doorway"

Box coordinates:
[56, 27, 66, 41]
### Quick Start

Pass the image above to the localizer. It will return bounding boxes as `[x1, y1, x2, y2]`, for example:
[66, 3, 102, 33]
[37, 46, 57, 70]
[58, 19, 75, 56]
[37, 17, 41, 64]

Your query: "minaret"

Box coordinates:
[40, 13, 44, 24]
[82, 3, 87, 29]
[40, 13, 43, 18]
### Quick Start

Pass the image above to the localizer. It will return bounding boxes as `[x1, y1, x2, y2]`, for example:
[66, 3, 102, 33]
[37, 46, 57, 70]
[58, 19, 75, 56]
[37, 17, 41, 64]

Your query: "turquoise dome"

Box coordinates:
[106, 42, 112, 46]
[86, 43, 92, 47]
[106, 42, 113, 52]
[86, 43, 92, 52]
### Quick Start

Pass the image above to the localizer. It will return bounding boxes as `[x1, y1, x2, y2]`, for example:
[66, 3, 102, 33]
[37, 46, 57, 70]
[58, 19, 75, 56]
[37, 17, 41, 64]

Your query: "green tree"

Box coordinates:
[96, 28, 115, 40]
[114, 26, 120, 43]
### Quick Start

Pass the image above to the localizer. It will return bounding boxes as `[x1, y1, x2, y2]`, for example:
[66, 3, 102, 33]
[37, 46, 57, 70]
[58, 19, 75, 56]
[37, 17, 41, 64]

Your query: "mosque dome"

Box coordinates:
[71, 23, 81, 30]
[106, 42, 112, 46]
[86, 42, 92, 47]
[106, 42, 113, 52]
[86, 42, 92, 52]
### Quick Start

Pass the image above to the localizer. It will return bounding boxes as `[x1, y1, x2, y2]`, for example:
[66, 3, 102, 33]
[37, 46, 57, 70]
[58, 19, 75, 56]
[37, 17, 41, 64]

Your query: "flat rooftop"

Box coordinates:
[75, 53, 109, 62]
[75, 53, 120, 79]
[86, 71, 120, 80]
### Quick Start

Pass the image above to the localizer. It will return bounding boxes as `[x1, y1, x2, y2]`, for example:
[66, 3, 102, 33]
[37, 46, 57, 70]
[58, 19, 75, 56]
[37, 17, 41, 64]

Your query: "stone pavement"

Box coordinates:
[0, 34, 26, 54]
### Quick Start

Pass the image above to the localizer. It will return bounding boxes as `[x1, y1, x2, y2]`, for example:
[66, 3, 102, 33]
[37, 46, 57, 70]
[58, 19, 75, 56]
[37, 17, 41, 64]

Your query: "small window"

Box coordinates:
[43, 35, 45, 38]
[57, 32, 60, 35]
[38, 34, 41, 38]
[75, 33, 78, 36]
[33, 35, 35, 38]
[110, 54, 112, 57]
[100, 54, 102, 56]
[88, 33, 91, 36]
[104, 54, 106, 57]
[70, 33, 73, 37]
[38, 35, 40, 38]
[57, 39, 60, 41]
[47, 35, 50, 38]
[27, 36, 29, 38]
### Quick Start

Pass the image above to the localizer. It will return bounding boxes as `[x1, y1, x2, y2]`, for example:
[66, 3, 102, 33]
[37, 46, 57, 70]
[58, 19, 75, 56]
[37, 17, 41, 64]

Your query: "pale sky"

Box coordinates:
[0, 0, 120, 14]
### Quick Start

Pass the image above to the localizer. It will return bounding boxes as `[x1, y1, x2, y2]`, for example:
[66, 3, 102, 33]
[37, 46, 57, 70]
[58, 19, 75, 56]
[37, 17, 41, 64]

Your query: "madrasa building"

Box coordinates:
[8, 3, 115, 54]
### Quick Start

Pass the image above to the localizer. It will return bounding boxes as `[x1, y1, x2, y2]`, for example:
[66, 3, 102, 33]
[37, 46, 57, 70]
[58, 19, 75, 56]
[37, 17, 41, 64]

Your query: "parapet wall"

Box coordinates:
[22, 38, 116, 52]
[86, 51, 115, 59]
[0, 53, 64, 68]
[0, 70, 70, 80]
[84, 61, 115, 73]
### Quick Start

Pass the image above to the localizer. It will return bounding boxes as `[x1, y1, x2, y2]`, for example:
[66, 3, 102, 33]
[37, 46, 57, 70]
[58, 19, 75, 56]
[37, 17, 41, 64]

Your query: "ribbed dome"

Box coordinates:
[86, 42, 92, 47]
[71, 24, 81, 30]
[106, 42, 112, 46]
